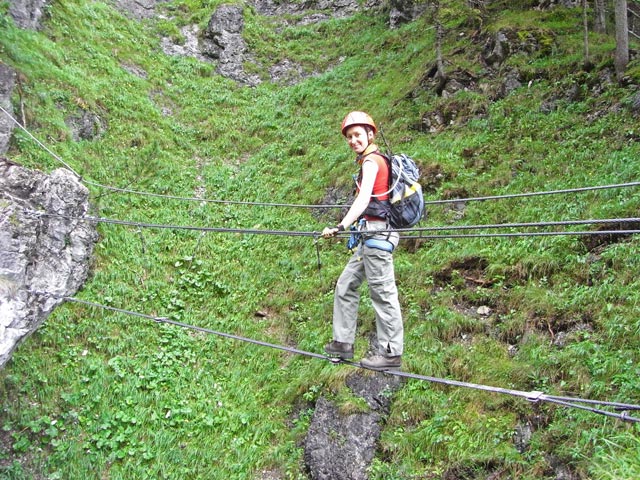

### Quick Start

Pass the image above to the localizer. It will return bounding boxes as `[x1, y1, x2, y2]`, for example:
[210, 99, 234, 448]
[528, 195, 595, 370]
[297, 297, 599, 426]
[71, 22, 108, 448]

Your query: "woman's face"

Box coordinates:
[344, 125, 372, 154]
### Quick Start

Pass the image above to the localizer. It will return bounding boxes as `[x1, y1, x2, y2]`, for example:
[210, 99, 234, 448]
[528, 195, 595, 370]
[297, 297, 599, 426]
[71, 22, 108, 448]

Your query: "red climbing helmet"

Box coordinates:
[341, 111, 377, 136]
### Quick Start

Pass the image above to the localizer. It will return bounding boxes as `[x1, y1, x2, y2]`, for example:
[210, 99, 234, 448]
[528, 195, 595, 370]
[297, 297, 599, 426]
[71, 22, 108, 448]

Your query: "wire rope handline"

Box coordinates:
[36, 292, 640, 423]
[76, 213, 319, 237]
[0, 105, 81, 177]
[399, 218, 640, 238]
[82, 179, 345, 209]
[84, 178, 640, 209]
[423, 182, 640, 206]
[400, 230, 640, 239]
[2, 105, 640, 211]
[28, 209, 640, 240]
[395, 217, 640, 233]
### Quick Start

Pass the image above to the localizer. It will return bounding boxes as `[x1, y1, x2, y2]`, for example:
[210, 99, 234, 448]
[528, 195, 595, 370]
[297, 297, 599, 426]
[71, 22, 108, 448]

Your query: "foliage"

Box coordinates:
[1, 0, 640, 479]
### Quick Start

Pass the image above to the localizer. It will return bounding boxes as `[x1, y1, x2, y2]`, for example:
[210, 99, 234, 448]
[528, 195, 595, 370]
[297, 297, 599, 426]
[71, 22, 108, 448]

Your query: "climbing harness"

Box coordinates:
[346, 220, 364, 251]
[364, 237, 395, 252]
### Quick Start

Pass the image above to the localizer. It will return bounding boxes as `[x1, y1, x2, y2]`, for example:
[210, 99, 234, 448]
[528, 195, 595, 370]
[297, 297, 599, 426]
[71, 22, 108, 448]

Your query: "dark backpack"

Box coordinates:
[380, 153, 425, 229]
[361, 152, 425, 229]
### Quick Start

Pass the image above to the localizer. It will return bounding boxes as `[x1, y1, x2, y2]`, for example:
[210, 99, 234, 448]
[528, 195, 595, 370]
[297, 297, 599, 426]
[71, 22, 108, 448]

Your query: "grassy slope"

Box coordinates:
[1, 0, 640, 478]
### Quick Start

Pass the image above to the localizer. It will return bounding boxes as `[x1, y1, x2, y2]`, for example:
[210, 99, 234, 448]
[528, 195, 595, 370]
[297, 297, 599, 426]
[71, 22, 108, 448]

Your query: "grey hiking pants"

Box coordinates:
[332, 220, 403, 357]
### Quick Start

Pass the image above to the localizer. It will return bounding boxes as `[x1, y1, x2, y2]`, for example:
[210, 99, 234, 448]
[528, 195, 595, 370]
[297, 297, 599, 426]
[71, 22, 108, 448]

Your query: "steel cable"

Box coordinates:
[0, 105, 82, 178]
[27, 210, 640, 240]
[33, 291, 640, 424]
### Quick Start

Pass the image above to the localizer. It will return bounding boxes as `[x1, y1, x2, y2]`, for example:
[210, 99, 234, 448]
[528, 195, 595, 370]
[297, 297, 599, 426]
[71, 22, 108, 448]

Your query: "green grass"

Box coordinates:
[2, 0, 640, 478]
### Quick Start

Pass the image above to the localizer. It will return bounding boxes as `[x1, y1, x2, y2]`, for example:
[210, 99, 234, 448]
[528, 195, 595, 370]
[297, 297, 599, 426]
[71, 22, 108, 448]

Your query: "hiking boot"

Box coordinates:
[324, 341, 354, 359]
[360, 354, 402, 370]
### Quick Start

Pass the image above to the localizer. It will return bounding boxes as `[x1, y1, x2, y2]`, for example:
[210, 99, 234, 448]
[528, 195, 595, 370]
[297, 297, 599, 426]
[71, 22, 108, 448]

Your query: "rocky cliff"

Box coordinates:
[0, 158, 98, 368]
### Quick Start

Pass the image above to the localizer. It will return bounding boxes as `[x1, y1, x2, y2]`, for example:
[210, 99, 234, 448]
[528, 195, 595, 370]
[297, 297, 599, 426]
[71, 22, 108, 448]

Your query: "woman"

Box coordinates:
[322, 111, 403, 370]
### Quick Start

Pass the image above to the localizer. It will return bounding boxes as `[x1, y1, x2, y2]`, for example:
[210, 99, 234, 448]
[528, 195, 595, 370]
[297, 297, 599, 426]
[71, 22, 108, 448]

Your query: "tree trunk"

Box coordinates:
[614, 0, 629, 82]
[433, 0, 448, 95]
[594, 0, 607, 33]
[583, 0, 592, 69]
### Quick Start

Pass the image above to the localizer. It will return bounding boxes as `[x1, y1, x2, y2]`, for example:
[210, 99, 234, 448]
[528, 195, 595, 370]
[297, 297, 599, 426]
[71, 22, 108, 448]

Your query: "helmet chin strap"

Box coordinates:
[356, 130, 377, 163]
[356, 144, 378, 164]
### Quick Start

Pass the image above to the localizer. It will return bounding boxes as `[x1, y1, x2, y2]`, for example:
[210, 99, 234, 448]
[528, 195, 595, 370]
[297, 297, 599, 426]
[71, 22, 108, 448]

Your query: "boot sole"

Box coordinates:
[360, 363, 402, 371]
[325, 352, 354, 360]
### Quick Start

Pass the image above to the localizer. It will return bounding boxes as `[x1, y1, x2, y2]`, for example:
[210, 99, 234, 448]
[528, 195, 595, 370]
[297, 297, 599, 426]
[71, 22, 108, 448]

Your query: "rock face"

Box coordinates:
[304, 371, 403, 479]
[252, 0, 360, 19]
[389, 0, 428, 29]
[0, 158, 99, 368]
[64, 108, 107, 142]
[304, 396, 380, 480]
[112, 0, 165, 20]
[201, 4, 260, 86]
[0, 64, 16, 156]
[8, 0, 50, 29]
[160, 0, 392, 86]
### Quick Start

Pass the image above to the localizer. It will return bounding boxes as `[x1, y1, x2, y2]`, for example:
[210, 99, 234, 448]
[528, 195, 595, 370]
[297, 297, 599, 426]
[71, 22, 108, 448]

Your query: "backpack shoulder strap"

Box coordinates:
[357, 150, 397, 198]
[362, 150, 391, 184]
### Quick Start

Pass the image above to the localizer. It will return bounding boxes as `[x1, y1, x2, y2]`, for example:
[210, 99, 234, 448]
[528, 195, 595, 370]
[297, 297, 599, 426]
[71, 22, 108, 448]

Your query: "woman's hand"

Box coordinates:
[322, 224, 344, 238]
